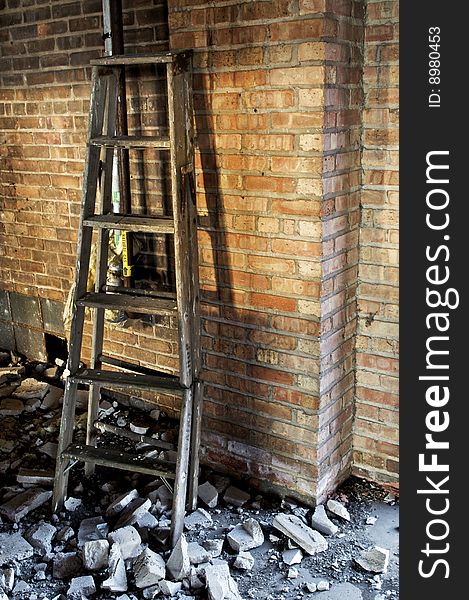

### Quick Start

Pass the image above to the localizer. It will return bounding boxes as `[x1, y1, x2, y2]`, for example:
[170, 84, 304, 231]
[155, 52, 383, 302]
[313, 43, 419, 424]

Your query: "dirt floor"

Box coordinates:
[0, 352, 399, 599]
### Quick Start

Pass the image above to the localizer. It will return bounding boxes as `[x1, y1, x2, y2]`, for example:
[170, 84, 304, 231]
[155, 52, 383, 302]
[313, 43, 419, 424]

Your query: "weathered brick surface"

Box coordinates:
[354, 0, 399, 488]
[0, 0, 398, 502]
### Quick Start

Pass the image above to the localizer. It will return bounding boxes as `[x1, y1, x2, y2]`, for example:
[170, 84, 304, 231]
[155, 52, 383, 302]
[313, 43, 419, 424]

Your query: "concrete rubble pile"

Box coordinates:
[0, 354, 398, 599]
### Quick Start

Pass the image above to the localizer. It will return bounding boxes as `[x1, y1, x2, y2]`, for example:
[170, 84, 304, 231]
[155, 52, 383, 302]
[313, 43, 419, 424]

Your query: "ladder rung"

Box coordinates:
[91, 51, 190, 66]
[62, 444, 176, 478]
[90, 135, 170, 149]
[77, 292, 177, 315]
[71, 368, 183, 394]
[83, 214, 174, 234]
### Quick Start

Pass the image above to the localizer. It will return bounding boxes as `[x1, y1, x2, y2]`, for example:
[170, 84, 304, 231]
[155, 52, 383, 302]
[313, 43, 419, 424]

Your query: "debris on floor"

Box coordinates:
[0, 352, 399, 599]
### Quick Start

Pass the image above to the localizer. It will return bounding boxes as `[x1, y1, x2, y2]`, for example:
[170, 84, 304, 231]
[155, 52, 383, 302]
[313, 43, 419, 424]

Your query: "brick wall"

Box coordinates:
[353, 0, 399, 487]
[0, 0, 399, 502]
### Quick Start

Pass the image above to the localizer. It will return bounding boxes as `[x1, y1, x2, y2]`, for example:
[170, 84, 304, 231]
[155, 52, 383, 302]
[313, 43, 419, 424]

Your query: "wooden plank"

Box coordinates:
[77, 292, 177, 315]
[94, 421, 174, 450]
[170, 387, 193, 547]
[62, 444, 176, 478]
[90, 135, 170, 149]
[71, 368, 184, 394]
[91, 51, 191, 66]
[188, 381, 203, 511]
[83, 214, 174, 233]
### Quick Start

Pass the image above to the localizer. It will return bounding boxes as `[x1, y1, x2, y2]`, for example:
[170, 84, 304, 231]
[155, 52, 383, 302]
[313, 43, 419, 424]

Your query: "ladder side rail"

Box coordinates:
[53, 67, 109, 511]
[85, 69, 120, 475]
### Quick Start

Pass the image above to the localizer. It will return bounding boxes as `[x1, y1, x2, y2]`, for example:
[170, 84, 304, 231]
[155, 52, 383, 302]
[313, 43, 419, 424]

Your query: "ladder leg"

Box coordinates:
[170, 386, 193, 547]
[85, 72, 118, 476]
[188, 380, 203, 511]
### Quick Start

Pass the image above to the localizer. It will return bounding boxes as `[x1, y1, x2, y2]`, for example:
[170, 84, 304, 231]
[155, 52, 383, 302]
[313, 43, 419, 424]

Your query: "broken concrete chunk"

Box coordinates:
[102, 543, 127, 593]
[317, 580, 330, 591]
[64, 497, 82, 512]
[187, 541, 211, 565]
[224, 485, 250, 507]
[39, 441, 58, 459]
[198, 481, 219, 508]
[108, 526, 142, 560]
[53, 552, 83, 579]
[311, 505, 339, 536]
[166, 534, 191, 581]
[135, 510, 159, 529]
[129, 422, 149, 435]
[56, 525, 75, 544]
[67, 575, 96, 597]
[273, 513, 328, 556]
[282, 548, 303, 566]
[17, 468, 54, 486]
[305, 581, 317, 593]
[366, 516, 378, 525]
[106, 489, 139, 518]
[114, 497, 151, 529]
[25, 522, 56, 555]
[83, 539, 110, 571]
[133, 548, 166, 588]
[0, 487, 52, 522]
[287, 567, 299, 579]
[205, 562, 243, 600]
[203, 538, 224, 558]
[78, 516, 109, 547]
[159, 579, 182, 596]
[12, 377, 49, 400]
[354, 546, 389, 574]
[326, 499, 350, 521]
[0, 398, 24, 416]
[227, 518, 264, 552]
[234, 551, 254, 571]
[0, 532, 34, 563]
[184, 507, 213, 530]
[41, 386, 63, 410]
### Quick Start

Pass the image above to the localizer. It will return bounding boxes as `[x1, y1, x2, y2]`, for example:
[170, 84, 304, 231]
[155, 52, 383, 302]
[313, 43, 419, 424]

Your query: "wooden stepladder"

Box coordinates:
[52, 51, 202, 548]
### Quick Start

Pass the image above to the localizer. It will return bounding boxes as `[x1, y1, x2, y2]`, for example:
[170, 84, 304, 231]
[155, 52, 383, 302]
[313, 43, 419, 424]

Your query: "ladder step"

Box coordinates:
[91, 51, 190, 66]
[71, 368, 183, 395]
[62, 444, 176, 478]
[90, 135, 170, 149]
[77, 292, 177, 315]
[83, 214, 174, 234]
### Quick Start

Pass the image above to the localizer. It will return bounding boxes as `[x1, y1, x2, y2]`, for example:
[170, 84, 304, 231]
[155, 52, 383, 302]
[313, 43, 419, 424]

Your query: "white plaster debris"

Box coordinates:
[102, 543, 127, 592]
[234, 551, 255, 571]
[184, 507, 213, 530]
[227, 518, 264, 552]
[366, 516, 378, 525]
[108, 526, 142, 560]
[67, 575, 96, 597]
[354, 546, 390, 574]
[326, 499, 351, 521]
[0, 532, 34, 562]
[287, 567, 299, 579]
[64, 497, 82, 512]
[166, 534, 191, 581]
[106, 489, 139, 518]
[159, 579, 182, 596]
[135, 510, 159, 529]
[305, 581, 317, 593]
[205, 562, 243, 600]
[224, 485, 250, 507]
[311, 505, 339, 536]
[12, 378, 49, 400]
[129, 422, 149, 435]
[25, 522, 56, 555]
[198, 481, 219, 508]
[282, 548, 303, 566]
[0, 488, 52, 522]
[82, 539, 110, 571]
[273, 514, 328, 556]
[203, 538, 224, 558]
[317, 580, 331, 591]
[187, 541, 211, 565]
[133, 548, 166, 588]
